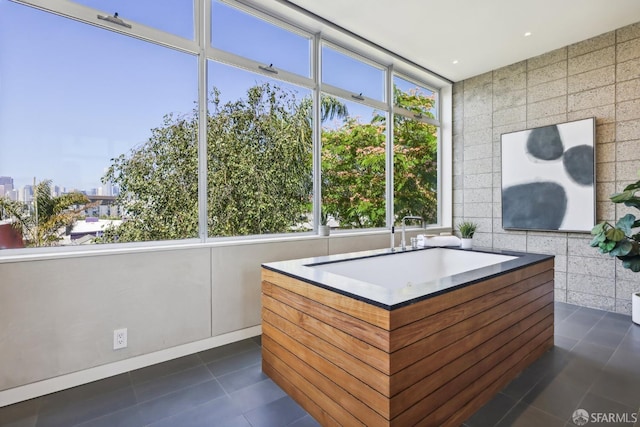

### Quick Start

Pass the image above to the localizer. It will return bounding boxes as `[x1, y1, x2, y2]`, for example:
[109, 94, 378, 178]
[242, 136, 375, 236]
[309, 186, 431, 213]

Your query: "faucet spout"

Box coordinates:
[401, 216, 424, 250]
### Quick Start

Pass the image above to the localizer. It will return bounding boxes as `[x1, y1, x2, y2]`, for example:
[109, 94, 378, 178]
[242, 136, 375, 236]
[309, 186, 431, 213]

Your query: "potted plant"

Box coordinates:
[318, 208, 331, 237]
[590, 173, 640, 324]
[457, 221, 478, 249]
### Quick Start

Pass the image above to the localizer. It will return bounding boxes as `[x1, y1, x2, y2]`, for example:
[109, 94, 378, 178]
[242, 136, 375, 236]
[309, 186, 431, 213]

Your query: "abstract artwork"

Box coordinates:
[501, 118, 595, 232]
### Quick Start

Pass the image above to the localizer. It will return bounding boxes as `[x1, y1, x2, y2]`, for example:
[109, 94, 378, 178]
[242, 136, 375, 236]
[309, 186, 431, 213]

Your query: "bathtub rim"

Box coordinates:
[262, 247, 554, 310]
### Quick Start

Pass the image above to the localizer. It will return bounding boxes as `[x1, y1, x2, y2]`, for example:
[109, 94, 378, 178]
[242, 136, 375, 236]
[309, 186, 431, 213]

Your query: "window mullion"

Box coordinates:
[197, 0, 208, 241]
[386, 64, 394, 229]
[312, 32, 322, 233]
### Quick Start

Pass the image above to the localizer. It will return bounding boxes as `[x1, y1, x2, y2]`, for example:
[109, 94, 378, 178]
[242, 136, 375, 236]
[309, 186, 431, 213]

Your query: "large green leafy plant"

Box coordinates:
[590, 175, 640, 272]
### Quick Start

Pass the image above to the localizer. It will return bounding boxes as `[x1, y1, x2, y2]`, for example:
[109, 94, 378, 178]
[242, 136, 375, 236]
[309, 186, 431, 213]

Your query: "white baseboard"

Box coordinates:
[0, 325, 262, 408]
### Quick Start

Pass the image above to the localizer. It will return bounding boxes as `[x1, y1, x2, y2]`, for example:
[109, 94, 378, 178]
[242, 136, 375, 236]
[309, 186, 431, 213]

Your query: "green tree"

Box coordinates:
[393, 87, 438, 223]
[99, 83, 315, 242]
[321, 115, 387, 228]
[98, 82, 436, 242]
[99, 113, 200, 242]
[206, 84, 312, 236]
[0, 180, 93, 247]
[321, 86, 438, 228]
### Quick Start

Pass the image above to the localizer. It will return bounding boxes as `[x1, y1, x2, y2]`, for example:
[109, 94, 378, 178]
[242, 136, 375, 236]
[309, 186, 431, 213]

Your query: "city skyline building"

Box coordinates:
[0, 176, 14, 200]
[0, 175, 118, 203]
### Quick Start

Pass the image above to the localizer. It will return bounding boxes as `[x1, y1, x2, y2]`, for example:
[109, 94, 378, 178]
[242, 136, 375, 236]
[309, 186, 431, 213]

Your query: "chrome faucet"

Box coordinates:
[401, 216, 423, 250]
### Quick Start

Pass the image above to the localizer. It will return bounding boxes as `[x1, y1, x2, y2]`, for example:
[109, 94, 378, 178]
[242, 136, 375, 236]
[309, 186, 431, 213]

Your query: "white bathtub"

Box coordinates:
[264, 247, 547, 308]
[312, 248, 516, 290]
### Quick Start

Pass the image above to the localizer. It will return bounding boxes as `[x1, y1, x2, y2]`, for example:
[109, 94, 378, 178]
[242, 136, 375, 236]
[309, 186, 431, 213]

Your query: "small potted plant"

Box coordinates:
[457, 221, 478, 249]
[318, 208, 331, 237]
[590, 172, 640, 324]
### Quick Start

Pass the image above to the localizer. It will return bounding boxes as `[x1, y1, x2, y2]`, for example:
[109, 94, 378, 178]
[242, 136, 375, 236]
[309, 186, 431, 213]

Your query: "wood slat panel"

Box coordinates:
[263, 335, 389, 426]
[262, 258, 554, 427]
[262, 323, 390, 414]
[263, 349, 370, 427]
[390, 259, 554, 329]
[389, 269, 554, 352]
[262, 359, 343, 427]
[263, 280, 391, 352]
[262, 269, 390, 329]
[262, 310, 391, 397]
[408, 325, 553, 427]
[441, 338, 553, 427]
[390, 293, 553, 396]
[390, 283, 553, 373]
[262, 293, 390, 374]
[389, 304, 554, 418]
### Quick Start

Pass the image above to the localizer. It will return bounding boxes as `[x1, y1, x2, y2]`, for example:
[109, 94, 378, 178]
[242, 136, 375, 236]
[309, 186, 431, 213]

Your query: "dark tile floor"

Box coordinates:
[1, 302, 639, 427]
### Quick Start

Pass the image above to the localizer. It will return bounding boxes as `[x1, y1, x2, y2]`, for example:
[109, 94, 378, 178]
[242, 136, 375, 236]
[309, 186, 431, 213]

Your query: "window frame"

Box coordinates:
[2, 0, 452, 255]
[15, 0, 198, 55]
[211, 0, 314, 79]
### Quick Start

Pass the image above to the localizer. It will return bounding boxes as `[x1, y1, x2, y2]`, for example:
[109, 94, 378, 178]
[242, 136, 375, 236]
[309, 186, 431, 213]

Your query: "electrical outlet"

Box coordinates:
[113, 328, 127, 350]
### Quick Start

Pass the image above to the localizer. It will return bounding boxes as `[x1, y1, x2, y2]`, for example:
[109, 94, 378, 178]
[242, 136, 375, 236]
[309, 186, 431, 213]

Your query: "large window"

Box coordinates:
[320, 47, 389, 230]
[322, 45, 385, 102]
[321, 98, 387, 229]
[0, 1, 198, 247]
[211, 0, 311, 78]
[0, 0, 445, 251]
[207, 62, 313, 236]
[392, 76, 439, 224]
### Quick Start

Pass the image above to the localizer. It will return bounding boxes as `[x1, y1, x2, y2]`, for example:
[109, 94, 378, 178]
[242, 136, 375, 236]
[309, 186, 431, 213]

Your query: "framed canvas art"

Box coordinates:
[501, 117, 596, 232]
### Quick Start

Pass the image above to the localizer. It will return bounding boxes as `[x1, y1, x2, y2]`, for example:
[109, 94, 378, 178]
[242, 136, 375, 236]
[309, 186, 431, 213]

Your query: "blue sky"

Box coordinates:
[0, 0, 430, 191]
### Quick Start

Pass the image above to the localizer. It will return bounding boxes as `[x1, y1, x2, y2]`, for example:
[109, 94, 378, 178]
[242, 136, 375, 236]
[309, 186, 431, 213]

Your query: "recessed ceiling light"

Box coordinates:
[524, 32, 532, 37]
[452, 60, 459, 64]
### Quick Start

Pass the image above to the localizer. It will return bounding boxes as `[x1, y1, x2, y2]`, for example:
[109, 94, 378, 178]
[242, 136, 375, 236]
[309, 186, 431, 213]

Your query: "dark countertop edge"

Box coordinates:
[262, 247, 555, 311]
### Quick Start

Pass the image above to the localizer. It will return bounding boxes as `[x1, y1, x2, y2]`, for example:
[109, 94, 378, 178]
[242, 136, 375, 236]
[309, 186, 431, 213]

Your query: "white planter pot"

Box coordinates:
[633, 292, 640, 325]
[460, 238, 473, 249]
[318, 225, 330, 237]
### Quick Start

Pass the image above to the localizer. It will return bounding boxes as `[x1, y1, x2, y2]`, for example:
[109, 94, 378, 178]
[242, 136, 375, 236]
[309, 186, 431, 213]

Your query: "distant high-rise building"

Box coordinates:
[0, 176, 14, 198]
[20, 185, 34, 203]
[101, 181, 113, 197]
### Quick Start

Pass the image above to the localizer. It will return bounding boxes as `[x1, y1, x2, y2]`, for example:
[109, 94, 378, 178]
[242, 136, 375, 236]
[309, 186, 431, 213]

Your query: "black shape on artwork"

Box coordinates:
[503, 182, 567, 230]
[562, 145, 594, 186]
[526, 125, 564, 161]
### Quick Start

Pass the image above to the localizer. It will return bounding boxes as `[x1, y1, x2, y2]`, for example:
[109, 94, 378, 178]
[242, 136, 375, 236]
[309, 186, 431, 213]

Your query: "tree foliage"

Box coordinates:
[206, 85, 313, 236]
[321, 86, 438, 228]
[2, 83, 438, 247]
[99, 113, 199, 243]
[321, 115, 387, 228]
[95, 82, 438, 242]
[392, 87, 438, 223]
[0, 180, 93, 247]
[100, 83, 314, 242]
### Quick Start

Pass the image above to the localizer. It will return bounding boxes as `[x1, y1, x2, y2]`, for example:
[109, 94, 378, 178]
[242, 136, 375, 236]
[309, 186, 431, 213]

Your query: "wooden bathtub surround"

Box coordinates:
[262, 257, 554, 426]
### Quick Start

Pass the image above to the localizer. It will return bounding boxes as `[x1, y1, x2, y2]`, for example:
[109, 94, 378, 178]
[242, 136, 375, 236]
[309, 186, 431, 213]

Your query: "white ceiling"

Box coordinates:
[285, 0, 640, 82]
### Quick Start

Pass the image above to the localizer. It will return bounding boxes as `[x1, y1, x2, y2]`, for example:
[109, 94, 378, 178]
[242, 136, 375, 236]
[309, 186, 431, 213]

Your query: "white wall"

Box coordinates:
[0, 230, 421, 407]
